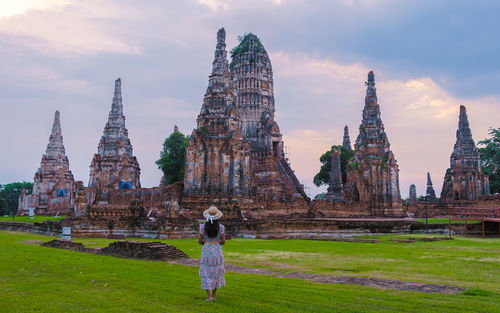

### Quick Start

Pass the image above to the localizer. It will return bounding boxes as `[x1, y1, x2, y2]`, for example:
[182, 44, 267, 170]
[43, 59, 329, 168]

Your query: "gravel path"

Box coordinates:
[171, 258, 464, 294]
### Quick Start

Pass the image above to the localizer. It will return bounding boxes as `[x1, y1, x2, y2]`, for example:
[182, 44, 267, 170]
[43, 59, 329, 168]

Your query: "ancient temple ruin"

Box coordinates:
[324, 148, 344, 202]
[344, 71, 403, 216]
[441, 105, 490, 202]
[343, 126, 352, 150]
[230, 33, 307, 200]
[184, 28, 252, 196]
[426, 172, 437, 202]
[409, 184, 417, 206]
[18, 111, 75, 215]
[88, 78, 141, 191]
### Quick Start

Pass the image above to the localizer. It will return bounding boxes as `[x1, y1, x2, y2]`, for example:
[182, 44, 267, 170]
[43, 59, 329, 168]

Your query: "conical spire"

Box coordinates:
[97, 78, 132, 157]
[208, 28, 229, 91]
[450, 105, 479, 169]
[110, 78, 124, 118]
[198, 28, 240, 131]
[45, 110, 66, 158]
[441, 105, 490, 202]
[365, 70, 377, 98]
[362, 71, 382, 126]
[356, 70, 385, 146]
[427, 172, 433, 186]
[426, 172, 437, 201]
[343, 125, 352, 150]
[455, 105, 475, 149]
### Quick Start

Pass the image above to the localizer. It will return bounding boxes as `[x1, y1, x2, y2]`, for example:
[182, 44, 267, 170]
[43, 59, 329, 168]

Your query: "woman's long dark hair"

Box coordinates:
[205, 220, 220, 238]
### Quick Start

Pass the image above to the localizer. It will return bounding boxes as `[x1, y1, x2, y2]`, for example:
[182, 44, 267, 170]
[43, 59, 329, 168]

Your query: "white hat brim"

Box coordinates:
[202, 208, 223, 220]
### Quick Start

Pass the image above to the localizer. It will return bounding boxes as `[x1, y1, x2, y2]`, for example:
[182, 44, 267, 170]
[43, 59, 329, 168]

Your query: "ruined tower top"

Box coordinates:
[365, 70, 377, 98]
[96, 78, 133, 158]
[198, 27, 240, 133]
[45, 110, 67, 159]
[324, 148, 344, 202]
[356, 71, 387, 148]
[343, 125, 352, 150]
[205, 27, 230, 100]
[450, 105, 480, 169]
[427, 172, 433, 186]
[111, 78, 123, 116]
[426, 172, 437, 201]
[217, 27, 226, 47]
[409, 184, 417, 206]
[230, 32, 276, 152]
[362, 71, 382, 127]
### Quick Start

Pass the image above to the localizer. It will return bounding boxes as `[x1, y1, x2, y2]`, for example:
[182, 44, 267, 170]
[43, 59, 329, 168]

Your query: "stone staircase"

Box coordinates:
[277, 157, 310, 202]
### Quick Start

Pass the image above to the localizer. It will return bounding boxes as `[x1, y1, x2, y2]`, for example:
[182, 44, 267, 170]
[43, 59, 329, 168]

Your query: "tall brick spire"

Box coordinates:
[345, 71, 402, 216]
[97, 78, 132, 158]
[89, 78, 141, 190]
[230, 32, 307, 201]
[342, 125, 351, 150]
[184, 27, 251, 196]
[19, 110, 75, 216]
[441, 105, 489, 202]
[451, 105, 477, 168]
[45, 110, 66, 159]
[361, 71, 383, 131]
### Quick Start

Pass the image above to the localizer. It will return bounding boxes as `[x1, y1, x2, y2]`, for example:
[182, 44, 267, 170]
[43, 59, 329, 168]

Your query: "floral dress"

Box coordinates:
[199, 223, 226, 290]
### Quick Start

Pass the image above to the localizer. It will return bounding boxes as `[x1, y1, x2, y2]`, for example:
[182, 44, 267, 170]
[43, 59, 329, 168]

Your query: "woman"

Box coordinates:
[198, 206, 226, 301]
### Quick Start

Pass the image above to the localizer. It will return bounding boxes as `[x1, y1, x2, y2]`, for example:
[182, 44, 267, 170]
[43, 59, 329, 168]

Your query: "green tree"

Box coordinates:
[478, 127, 500, 194]
[313, 145, 354, 187]
[0, 182, 34, 216]
[156, 129, 189, 186]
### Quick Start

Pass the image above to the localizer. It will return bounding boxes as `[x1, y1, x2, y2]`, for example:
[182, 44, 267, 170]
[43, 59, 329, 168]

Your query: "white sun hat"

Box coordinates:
[202, 206, 223, 223]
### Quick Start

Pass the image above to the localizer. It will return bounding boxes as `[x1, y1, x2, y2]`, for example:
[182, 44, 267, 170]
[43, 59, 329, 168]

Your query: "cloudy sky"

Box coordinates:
[0, 0, 499, 198]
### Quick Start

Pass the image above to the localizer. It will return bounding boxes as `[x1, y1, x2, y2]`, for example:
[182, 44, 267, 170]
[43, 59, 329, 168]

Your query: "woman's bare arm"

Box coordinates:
[198, 233, 204, 245]
[220, 233, 225, 245]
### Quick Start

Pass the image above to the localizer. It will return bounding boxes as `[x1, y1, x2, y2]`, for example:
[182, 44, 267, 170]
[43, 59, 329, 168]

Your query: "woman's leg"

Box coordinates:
[212, 288, 217, 300]
[205, 289, 212, 301]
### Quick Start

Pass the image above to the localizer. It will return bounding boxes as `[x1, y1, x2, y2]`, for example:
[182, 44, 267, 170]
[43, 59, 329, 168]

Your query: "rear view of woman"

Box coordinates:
[198, 206, 226, 301]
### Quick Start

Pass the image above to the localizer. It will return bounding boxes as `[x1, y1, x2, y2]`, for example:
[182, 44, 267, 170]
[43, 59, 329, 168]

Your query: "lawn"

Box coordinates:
[414, 218, 481, 224]
[1, 231, 499, 312]
[0, 215, 65, 223]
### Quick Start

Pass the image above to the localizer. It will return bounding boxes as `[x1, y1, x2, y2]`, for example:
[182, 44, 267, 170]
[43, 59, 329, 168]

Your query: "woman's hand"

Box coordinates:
[198, 233, 204, 245]
[220, 233, 226, 245]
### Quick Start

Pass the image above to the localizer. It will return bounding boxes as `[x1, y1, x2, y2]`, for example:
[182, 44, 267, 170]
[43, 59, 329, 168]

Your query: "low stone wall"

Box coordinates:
[0, 220, 62, 236]
[231, 219, 438, 239]
[408, 197, 500, 218]
[3, 217, 497, 239]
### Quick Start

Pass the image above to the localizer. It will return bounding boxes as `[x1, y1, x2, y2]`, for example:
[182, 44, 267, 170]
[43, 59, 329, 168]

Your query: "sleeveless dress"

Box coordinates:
[199, 223, 226, 289]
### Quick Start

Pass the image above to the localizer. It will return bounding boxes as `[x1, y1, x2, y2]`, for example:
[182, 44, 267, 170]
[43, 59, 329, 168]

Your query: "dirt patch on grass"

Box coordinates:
[391, 237, 453, 243]
[171, 258, 464, 294]
[20, 240, 45, 245]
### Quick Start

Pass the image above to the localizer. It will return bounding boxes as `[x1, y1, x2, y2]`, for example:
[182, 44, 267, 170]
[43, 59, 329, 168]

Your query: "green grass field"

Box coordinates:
[1, 231, 499, 312]
[0, 215, 65, 223]
[414, 218, 481, 224]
